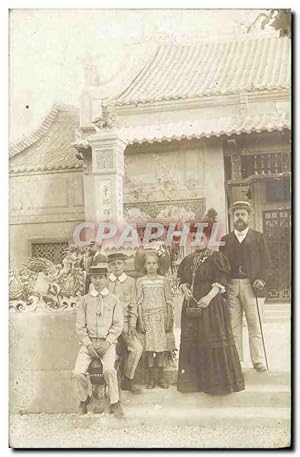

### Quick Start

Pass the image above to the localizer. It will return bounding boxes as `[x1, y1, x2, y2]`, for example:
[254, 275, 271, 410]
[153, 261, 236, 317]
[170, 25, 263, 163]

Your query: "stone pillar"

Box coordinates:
[83, 129, 127, 224]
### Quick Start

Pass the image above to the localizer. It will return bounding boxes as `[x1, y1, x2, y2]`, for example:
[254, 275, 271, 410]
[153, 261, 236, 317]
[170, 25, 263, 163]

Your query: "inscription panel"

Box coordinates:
[93, 149, 114, 172]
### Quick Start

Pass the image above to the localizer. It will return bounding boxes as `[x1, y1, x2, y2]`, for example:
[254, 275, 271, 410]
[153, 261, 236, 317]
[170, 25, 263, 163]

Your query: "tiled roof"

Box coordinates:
[10, 105, 82, 173]
[121, 111, 290, 145]
[112, 36, 290, 106]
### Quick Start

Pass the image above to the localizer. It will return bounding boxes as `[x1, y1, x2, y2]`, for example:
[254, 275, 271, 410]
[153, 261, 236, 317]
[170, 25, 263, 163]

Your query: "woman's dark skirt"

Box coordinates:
[177, 295, 245, 395]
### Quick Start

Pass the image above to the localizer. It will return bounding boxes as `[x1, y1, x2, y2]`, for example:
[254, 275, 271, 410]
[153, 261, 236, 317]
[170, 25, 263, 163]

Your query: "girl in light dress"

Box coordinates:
[137, 252, 176, 389]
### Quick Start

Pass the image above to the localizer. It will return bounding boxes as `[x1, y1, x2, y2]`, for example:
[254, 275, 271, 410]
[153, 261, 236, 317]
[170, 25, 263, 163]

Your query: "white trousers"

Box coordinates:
[227, 279, 265, 367]
[74, 340, 119, 405]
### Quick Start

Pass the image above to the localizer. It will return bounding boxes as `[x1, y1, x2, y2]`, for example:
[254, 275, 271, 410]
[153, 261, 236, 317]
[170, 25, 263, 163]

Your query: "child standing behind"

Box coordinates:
[137, 252, 176, 389]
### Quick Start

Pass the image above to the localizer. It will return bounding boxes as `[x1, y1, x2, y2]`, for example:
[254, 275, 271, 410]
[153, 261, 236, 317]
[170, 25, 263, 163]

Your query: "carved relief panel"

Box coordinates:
[124, 146, 206, 204]
[124, 198, 206, 223]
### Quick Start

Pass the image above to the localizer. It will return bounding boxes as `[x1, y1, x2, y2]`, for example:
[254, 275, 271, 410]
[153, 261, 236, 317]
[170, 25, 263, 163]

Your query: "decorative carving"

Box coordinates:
[124, 206, 150, 222]
[124, 152, 178, 201]
[92, 105, 116, 130]
[95, 150, 113, 170]
[72, 129, 92, 161]
[124, 199, 205, 222]
[31, 241, 69, 264]
[231, 153, 242, 181]
[9, 248, 87, 313]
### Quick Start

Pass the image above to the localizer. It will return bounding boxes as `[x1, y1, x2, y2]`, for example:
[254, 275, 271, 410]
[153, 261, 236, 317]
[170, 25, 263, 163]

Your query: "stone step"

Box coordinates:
[123, 406, 290, 428]
[249, 310, 290, 323]
[265, 303, 290, 308]
[12, 369, 290, 414]
[264, 308, 290, 314]
[153, 367, 290, 387]
[261, 304, 290, 315]
[264, 310, 290, 317]
[83, 402, 290, 429]
[116, 385, 290, 409]
[11, 367, 290, 415]
[264, 317, 290, 324]
[264, 315, 290, 321]
[243, 369, 290, 385]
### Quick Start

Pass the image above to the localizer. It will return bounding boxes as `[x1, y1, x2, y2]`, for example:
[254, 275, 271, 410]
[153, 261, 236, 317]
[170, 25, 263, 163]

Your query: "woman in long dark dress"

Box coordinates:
[177, 240, 245, 395]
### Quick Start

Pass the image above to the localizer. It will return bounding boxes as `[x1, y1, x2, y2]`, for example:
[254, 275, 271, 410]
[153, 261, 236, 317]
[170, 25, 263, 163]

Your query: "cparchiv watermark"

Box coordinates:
[72, 221, 226, 248]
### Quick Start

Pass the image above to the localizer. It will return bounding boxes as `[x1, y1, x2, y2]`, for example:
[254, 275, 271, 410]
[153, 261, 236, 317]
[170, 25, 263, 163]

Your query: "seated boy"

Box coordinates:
[74, 256, 124, 418]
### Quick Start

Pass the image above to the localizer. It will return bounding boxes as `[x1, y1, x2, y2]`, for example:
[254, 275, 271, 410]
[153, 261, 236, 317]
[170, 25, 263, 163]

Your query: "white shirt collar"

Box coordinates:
[234, 226, 249, 241]
[109, 272, 128, 283]
[89, 284, 110, 297]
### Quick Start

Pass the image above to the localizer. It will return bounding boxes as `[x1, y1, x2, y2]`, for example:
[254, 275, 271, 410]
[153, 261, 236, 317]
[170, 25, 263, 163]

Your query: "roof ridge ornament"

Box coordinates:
[92, 104, 116, 131]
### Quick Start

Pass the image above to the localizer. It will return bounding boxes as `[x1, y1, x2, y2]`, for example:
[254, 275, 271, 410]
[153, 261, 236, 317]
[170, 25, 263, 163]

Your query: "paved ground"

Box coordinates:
[9, 412, 290, 449]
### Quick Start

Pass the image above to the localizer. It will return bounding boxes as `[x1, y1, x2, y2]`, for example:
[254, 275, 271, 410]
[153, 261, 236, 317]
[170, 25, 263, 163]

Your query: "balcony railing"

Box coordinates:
[241, 153, 290, 179]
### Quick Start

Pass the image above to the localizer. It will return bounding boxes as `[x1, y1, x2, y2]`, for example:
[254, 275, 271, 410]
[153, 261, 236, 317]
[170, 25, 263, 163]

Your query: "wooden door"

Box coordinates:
[263, 209, 291, 300]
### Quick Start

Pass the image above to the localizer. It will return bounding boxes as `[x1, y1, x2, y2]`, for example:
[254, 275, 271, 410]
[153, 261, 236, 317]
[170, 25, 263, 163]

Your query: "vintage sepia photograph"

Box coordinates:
[9, 8, 292, 448]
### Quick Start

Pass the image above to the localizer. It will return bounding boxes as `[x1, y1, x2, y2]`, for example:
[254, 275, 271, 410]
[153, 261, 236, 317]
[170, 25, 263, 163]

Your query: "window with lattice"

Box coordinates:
[31, 241, 69, 264]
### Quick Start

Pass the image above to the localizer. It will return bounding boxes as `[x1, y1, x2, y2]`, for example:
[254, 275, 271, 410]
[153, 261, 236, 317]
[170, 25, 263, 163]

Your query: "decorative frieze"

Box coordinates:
[9, 250, 86, 313]
[124, 198, 206, 223]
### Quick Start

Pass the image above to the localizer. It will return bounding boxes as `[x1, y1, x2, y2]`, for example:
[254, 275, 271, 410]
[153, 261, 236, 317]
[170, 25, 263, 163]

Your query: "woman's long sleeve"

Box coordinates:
[211, 251, 231, 290]
[177, 255, 192, 286]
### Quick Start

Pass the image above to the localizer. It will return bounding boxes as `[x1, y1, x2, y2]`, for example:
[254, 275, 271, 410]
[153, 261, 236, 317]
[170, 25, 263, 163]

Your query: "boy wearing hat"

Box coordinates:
[220, 201, 271, 371]
[107, 252, 143, 394]
[74, 257, 124, 417]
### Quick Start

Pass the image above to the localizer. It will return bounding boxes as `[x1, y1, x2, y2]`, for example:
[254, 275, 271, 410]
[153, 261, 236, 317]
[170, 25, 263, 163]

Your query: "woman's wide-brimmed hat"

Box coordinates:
[134, 246, 170, 276]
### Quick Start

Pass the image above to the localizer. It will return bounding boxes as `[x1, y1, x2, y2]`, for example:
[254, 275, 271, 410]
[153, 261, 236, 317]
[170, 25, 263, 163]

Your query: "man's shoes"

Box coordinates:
[146, 368, 155, 389]
[254, 363, 267, 372]
[121, 377, 130, 390]
[157, 368, 169, 388]
[158, 380, 169, 389]
[78, 396, 90, 415]
[122, 377, 142, 394]
[146, 380, 155, 389]
[110, 401, 125, 418]
[130, 383, 142, 394]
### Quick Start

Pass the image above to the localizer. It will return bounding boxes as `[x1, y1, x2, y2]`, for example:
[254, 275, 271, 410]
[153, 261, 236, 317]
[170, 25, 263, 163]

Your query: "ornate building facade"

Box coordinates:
[10, 35, 291, 299]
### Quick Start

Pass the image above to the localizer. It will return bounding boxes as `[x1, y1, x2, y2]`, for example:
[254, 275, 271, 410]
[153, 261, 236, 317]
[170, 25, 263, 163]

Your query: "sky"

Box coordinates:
[9, 9, 274, 143]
